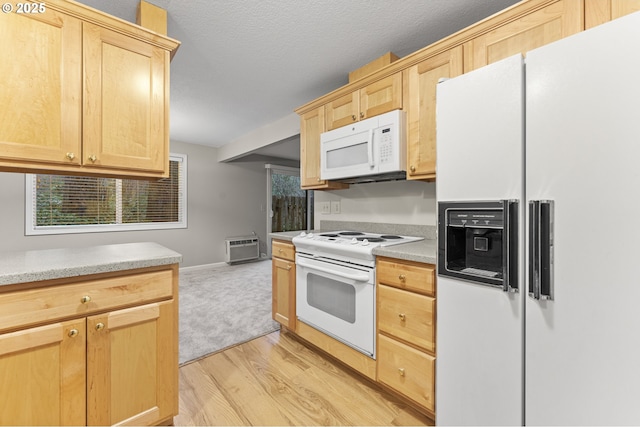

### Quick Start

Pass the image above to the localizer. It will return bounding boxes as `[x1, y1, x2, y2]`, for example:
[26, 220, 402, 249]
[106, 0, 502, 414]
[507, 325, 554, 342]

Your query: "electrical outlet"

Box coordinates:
[331, 200, 341, 214]
[319, 201, 331, 214]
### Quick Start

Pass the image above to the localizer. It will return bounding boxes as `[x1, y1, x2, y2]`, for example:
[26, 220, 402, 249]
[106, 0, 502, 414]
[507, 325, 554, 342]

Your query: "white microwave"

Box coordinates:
[320, 109, 406, 182]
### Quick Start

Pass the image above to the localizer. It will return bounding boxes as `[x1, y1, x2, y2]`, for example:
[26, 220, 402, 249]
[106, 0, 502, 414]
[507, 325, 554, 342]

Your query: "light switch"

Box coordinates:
[319, 202, 331, 214]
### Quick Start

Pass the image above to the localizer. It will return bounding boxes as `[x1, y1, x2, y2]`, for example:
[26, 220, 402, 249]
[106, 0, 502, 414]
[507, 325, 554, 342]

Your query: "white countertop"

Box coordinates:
[0, 242, 182, 286]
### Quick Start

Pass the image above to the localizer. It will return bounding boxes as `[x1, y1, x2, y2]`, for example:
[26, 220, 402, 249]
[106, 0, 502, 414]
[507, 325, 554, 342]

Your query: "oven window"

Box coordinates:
[307, 273, 356, 323]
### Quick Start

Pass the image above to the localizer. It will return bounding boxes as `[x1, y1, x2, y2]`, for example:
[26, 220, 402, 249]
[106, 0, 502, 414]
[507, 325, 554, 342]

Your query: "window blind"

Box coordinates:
[26, 154, 187, 235]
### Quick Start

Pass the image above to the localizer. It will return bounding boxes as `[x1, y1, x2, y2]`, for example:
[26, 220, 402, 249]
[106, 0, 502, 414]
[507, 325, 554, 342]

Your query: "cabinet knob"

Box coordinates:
[398, 313, 406, 322]
[286, 264, 292, 271]
[398, 274, 406, 282]
[95, 322, 105, 331]
[317, 177, 321, 182]
[351, 114, 357, 121]
[68, 329, 79, 338]
[80, 295, 91, 304]
[360, 112, 364, 119]
[398, 368, 405, 377]
[278, 248, 283, 253]
[65, 152, 75, 161]
[88, 155, 97, 163]
[410, 165, 416, 173]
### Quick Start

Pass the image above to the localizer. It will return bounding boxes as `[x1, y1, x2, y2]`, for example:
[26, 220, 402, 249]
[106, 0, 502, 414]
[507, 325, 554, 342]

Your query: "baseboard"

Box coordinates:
[179, 262, 227, 272]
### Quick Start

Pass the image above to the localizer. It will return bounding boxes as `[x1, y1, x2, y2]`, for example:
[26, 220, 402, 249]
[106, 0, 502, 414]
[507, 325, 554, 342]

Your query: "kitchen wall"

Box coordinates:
[314, 180, 436, 229]
[0, 141, 269, 268]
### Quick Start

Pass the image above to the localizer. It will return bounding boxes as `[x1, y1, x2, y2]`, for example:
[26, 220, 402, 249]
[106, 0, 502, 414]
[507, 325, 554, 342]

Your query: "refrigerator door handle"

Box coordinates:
[502, 200, 519, 292]
[528, 201, 540, 299]
[539, 200, 554, 300]
[528, 200, 554, 300]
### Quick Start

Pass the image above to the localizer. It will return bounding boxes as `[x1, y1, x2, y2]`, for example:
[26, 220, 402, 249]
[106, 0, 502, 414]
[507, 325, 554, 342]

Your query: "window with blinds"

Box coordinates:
[25, 154, 187, 235]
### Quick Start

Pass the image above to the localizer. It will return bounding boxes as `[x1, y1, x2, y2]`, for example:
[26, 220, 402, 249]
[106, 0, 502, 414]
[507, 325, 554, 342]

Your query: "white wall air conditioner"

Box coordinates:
[225, 236, 260, 263]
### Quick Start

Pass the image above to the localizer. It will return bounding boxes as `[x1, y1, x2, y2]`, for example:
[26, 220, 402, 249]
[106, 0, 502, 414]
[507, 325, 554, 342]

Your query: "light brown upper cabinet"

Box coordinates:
[585, 0, 640, 29]
[299, 107, 348, 190]
[463, 0, 583, 72]
[404, 46, 463, 181]
[0, 0, 180, 179]
[325, 73, 402, 131]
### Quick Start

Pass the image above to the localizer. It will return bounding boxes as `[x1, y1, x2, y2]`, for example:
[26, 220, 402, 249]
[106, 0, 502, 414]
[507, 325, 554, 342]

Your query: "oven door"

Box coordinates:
[295, 254, 375, 357]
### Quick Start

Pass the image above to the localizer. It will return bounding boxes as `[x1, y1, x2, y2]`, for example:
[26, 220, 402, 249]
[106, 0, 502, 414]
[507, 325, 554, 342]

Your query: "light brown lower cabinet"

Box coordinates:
[376, 257, 436, 416]
[0, 266, 178, 426]
[271, 240, 296, 330]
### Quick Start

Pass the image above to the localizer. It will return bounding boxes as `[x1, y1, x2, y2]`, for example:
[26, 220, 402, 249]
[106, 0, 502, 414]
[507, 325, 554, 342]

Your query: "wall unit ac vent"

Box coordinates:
[225, 236, 259, 263]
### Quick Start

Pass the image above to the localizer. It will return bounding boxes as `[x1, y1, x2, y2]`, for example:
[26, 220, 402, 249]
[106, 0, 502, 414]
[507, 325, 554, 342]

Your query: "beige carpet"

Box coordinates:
[178, 259, 280, 365]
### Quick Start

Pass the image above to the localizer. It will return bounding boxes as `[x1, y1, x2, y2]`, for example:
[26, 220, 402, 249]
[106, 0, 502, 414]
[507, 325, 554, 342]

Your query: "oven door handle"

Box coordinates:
[296, 258, 370, 282]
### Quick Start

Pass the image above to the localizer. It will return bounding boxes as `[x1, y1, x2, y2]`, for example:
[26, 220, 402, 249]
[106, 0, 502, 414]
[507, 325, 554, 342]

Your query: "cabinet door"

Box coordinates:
[0, 320, 86, 426]
[405, 46, 463, 180]
[87, 301, 177, 426]
[464, 0, 583, 72]
[300, 107, 325, 188]
[83, 22, 168, 175]
[0, 10, 82, 168]
[359, 73, 402, 120]
[272, 256, 296, 330]
[325, 92, 359, 131]
[585, 0, 640, 29]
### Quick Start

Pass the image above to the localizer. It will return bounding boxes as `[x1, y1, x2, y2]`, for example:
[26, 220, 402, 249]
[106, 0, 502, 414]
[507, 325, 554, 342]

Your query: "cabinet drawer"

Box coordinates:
[0, 269, 173, 333]
[272, 240, 295, 262]
[377, 258, 435, 296]
[378, 284, 435, 353]
[378, 334, 435, 412]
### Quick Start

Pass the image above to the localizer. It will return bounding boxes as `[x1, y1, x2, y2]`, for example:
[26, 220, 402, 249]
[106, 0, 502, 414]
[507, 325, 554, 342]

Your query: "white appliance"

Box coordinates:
[224, 236, 259, 263]
[320, 109, 406, 182]
[293, 231, 423, 357]
[436, 12, 640, 425]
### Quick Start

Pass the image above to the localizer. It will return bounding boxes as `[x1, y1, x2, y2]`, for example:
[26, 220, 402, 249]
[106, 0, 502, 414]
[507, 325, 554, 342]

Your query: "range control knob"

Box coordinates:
[306, 233, 314, 238]
[361, 239, 370, 246]
[350, 238, 358, 244]
[299, 231, 306, 237]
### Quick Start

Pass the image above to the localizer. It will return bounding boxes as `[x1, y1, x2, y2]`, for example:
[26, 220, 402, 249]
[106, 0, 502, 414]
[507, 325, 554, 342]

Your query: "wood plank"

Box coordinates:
[174, 330, 433, 426]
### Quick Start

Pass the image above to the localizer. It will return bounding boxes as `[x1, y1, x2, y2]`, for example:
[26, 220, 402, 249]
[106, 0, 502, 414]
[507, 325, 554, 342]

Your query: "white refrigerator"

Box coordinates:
[436, 11, 640, 426]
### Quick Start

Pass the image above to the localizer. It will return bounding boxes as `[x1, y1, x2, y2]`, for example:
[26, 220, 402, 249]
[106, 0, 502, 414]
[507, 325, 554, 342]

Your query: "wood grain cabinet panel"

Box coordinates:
[0, 9, 82, 168]
[405, 46, 463, 181]
[0, 0, 179, 178]
[83, 23, 168, 174]
[585, 0, 640, 28]
[0, 265, 179, 427]
[272, 240, 296, 330]
[0, 320, 86, 426]
[87, 301, 176, 426]
[378, 284, 435, 353]
[326, 73, 402, 131]
[464, 0, 583, 72]
[377, 257, 436, 296]
[377, 334, 435, 412]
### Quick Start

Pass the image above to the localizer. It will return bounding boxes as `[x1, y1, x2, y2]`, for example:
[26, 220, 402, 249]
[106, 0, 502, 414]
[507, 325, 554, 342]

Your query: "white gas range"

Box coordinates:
[292, 230, 424, 358]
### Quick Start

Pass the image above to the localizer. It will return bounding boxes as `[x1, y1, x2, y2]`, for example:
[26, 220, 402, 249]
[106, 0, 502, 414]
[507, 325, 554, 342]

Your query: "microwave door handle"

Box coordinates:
[368, 129, 375, 168]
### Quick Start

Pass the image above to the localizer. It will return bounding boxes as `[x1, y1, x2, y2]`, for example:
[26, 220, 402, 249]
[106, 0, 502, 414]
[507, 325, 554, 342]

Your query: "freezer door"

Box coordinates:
[525, 11, 640, 425]
[435, 54, 524, 426]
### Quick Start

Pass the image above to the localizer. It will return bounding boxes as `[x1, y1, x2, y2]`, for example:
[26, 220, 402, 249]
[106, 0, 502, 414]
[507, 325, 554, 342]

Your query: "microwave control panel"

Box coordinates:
[378, 127, 393, 164]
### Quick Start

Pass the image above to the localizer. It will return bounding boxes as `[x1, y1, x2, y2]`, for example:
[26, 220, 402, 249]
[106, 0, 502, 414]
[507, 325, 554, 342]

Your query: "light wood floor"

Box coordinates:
[175, 329, 434, 426]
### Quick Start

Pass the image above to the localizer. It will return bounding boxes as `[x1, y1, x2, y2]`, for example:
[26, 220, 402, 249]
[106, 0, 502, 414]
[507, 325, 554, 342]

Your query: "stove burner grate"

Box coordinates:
[321, 233, 340, 237]
[339, 231, 365, 236]
[380, 235, 402, 239]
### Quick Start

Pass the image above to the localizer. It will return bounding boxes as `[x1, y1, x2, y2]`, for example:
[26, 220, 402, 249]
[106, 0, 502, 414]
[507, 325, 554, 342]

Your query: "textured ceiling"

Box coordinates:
[74, 0, 520, 151]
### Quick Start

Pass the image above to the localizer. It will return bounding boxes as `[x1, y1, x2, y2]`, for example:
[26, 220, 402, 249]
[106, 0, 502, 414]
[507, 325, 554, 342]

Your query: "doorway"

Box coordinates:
[266, 164, 313, 257]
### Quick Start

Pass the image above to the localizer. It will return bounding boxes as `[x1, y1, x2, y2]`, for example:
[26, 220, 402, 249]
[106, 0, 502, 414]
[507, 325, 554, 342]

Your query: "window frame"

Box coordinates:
[25, 153, 187, 236]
